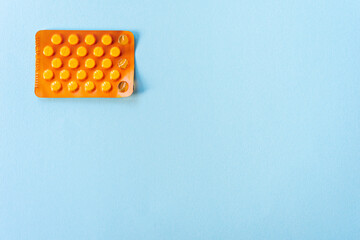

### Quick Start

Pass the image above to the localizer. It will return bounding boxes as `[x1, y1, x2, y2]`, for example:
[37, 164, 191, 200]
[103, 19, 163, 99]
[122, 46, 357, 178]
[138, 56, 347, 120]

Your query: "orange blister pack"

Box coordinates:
[35, 30, 134, 98]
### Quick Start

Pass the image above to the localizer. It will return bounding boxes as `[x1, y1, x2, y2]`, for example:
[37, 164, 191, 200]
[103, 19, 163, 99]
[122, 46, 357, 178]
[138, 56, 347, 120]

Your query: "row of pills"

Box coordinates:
[50, 80, 129, 93]
[49, 57, 128, 69]
[43, 69, 121, 81]
[50, 33, 129, 46]
[50, 80, 113, 92]
[43, 45, 122, 58]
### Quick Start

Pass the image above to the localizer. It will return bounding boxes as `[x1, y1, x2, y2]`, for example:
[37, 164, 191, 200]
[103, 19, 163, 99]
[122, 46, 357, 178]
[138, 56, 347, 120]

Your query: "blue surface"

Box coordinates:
[1, 0, 360, 239]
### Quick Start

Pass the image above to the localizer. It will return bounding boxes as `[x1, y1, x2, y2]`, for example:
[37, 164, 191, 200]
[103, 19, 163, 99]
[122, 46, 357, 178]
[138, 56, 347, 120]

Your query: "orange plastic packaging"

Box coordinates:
[35, 30, 134, 98]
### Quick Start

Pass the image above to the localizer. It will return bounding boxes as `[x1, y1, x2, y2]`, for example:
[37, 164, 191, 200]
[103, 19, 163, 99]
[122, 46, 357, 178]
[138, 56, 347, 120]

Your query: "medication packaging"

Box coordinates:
[35, 30, 134, 98]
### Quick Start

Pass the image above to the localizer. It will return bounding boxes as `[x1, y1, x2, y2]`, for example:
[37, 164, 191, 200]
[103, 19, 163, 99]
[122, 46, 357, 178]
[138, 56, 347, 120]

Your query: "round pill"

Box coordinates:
[51, 58, 62, 68]
[101, 81, 112, 92]
[76, 70, 87, 80]
[93, 46, 104, 57]
[60, 46, 71, 57]
[68, 58, 79, 68]
[43, 46, 54, 56]
[50, 81, 62, 92]
[110, 47, 121, 57]
[85, 58, 96, 68]
[85, 34, 96, 45]
[76, 46, 87, 57]
[68, 34, 79, 45]
[118, 34, 129, 45]
[93, 70, 104, 80]
[43, 69, 54, 80]
[101, 34, 112, 45]
[118, 58, 128, 69]
[118, 81, 128, 92]
[51, 34, 62, 45]
[110, 70, 120, 80]
[85, 81, 95, 92]
[102, 58, 112, 69]
[68, 81, 78, 92]
[60, 69, 70, 80]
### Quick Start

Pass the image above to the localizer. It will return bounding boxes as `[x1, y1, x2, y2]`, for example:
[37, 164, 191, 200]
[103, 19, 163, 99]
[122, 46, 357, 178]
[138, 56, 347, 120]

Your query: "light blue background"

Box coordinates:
[1, 0, 360, 239]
